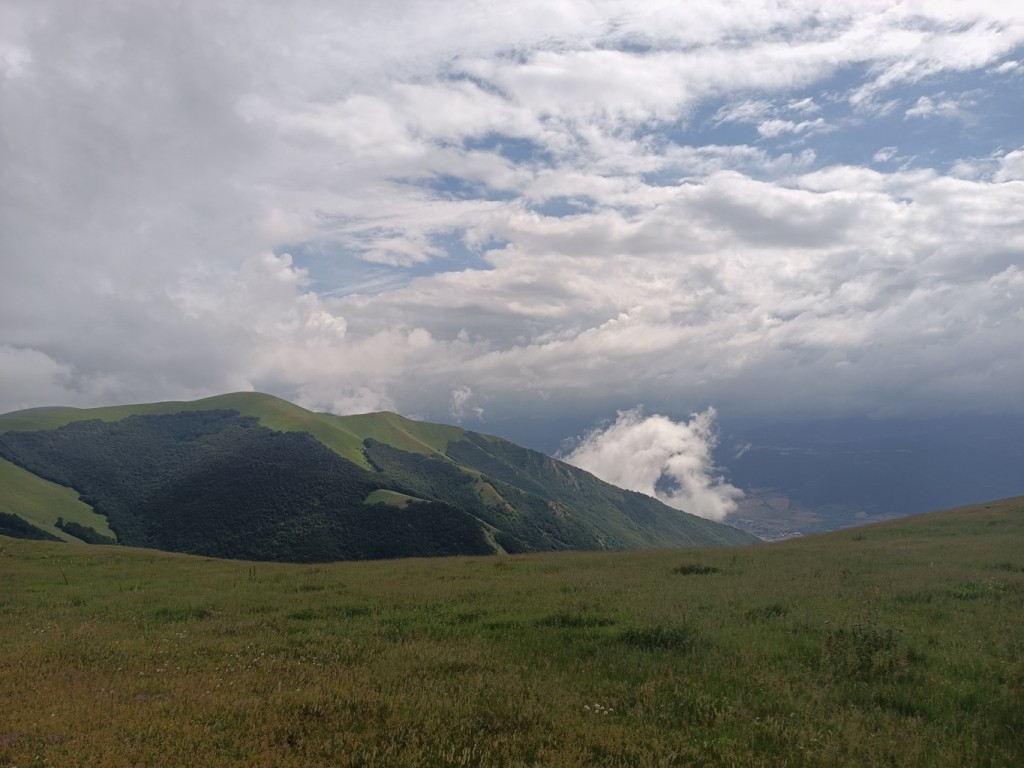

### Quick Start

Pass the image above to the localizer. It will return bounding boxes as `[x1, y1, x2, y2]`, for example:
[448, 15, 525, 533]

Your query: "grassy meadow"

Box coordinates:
[2, 497, 1023, 767]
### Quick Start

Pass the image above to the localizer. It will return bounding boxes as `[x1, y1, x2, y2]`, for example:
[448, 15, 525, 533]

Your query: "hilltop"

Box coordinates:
[0, 392, 755, 561]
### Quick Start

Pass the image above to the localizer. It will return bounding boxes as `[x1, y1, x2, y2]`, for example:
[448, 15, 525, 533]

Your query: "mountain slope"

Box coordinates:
[0, 394, 756, 560]
[0, 457, 116, 542]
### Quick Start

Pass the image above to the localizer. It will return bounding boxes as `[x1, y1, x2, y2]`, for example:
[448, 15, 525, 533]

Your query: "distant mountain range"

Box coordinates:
[0, 393, 756, 560]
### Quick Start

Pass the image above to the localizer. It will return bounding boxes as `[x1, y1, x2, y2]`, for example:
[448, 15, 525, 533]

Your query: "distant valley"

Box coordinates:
[718, 414, 1024, 539]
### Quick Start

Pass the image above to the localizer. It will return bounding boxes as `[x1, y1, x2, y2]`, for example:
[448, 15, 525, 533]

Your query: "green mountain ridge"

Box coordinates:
[0, 393, 756, 561]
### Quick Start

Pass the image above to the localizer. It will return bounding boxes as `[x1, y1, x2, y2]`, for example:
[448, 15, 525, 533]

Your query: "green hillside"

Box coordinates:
[1, 497, 1021, 766]
[341, 410, 467, 456]
[0, 392, 373, 467]
[0, 393, 500, 469]
[0, 458, 115, 541]
[0, 394, 755, 559]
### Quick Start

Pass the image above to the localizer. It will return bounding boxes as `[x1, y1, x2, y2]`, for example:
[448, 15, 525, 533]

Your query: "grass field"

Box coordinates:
[2, 497, 1022, 767]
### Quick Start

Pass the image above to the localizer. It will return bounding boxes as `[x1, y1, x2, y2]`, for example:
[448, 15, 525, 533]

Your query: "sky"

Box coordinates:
[2, 2, 1023, 517]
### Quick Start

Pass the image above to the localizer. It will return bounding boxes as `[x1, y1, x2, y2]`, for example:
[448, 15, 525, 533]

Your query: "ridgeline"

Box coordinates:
[0, 392, 755, 561]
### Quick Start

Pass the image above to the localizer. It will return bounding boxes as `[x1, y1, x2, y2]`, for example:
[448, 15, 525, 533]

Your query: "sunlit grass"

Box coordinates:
[2, 497, 1022, 766]
[0, 459, 115, 540]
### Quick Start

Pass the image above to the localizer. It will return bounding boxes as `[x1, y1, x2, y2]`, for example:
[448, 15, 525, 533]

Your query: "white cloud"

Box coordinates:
[994, 148, 1024, 181]
[294, 384, 396, 417]
[712, 99, 774, 125]
[757, 117, 827, 138]
[990, 59, 1021, 74]
[904, 94, 963, 119]
[1, 0, 1023, 437]
[449, 386, 485, 422]
[564, 407, 742, 521]
[787, 97, 820, 114]
[715, 100, 828, 139]
[873, 146, 898, 162]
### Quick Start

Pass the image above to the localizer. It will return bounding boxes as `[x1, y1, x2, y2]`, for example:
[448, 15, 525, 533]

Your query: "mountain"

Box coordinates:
[0, 393, 756, 560]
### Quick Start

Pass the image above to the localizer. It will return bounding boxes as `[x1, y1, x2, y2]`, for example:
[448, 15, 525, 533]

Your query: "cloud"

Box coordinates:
[563, 407, 742, 521]
[294, 383, 396, 417]
[872, 146, 898, 163]
[989, 59, 1021, 75]
[712, 99, 773, 125]
[904, 95, 964, 119]
[756, 117, 828, 138]
[994, 149, 1024, 181]
[0, 346, 80, 412]
[449, 386, 484, 422]
[714, 100, 828, 139]
[2, 0, 1023, 438]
